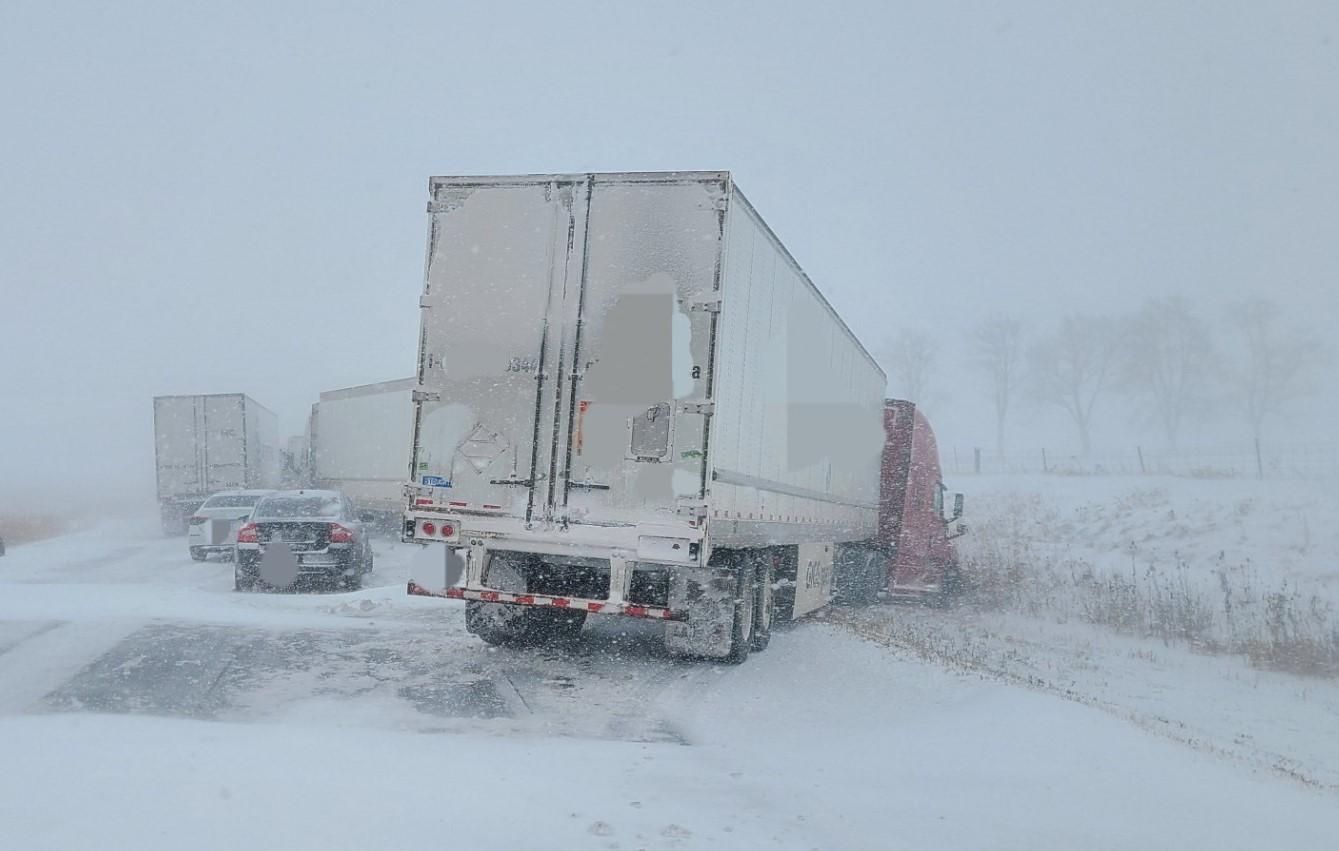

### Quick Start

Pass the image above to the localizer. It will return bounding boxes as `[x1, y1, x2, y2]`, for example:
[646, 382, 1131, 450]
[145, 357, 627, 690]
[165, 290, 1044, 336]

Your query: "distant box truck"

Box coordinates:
[310, 378, 416, 516]
[153, 394, 279, 534]
[403, 172, 963, 662]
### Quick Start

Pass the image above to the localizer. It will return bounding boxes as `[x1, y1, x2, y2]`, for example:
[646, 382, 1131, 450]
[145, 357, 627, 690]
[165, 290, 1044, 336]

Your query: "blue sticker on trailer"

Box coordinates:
[421, 476, 452, 488]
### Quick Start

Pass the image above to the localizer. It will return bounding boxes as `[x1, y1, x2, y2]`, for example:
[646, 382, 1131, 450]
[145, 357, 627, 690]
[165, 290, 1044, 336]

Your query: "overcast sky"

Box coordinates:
[2, 0, 1337, 506]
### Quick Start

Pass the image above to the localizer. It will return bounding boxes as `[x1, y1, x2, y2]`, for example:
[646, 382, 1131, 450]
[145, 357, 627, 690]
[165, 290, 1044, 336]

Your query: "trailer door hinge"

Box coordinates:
[678, 401, 714, 416]
[412, 389, 441, 403]
[688, 295, 722, 314]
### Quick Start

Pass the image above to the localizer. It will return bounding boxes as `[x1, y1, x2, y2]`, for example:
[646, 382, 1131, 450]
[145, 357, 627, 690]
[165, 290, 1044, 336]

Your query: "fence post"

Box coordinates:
[974, 447, 981, 474]
[1042, 448, 1049, 474]
[953, 446, 960, 474]
[1255, 437, 1264, 479]
[1137, 445, 1146, 474]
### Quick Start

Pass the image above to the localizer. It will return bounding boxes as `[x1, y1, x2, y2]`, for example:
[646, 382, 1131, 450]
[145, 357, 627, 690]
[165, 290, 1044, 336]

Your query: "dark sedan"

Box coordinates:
[234, 490, 374, 591]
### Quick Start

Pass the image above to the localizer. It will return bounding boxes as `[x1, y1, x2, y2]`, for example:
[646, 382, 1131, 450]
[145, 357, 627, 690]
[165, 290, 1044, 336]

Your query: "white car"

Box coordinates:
[187, 490, 275, 561]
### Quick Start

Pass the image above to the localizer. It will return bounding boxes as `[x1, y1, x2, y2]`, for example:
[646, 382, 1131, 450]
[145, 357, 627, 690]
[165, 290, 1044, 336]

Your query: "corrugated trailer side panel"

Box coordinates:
[706, 190, 885, 548]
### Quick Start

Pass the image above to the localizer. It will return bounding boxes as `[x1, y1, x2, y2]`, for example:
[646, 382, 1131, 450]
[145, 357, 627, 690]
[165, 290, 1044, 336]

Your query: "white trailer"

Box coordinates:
[153, 394, 279, 534]
[310, 378, 416, 515]
[404, 172, 887, 661]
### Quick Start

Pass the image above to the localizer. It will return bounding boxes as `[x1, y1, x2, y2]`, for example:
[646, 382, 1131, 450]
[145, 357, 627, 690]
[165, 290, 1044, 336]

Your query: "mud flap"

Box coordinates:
[663, 566, 737, 659]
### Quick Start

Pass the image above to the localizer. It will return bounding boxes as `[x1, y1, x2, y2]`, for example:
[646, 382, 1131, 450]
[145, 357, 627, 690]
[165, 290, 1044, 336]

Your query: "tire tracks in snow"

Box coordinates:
[828, 606, 1339, 796]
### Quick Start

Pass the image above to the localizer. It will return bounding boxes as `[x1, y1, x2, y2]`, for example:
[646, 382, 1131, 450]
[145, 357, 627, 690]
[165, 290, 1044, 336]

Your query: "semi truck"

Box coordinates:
[403, 172, 963, 662]
[153, 394, 280, 534]
[309, 378, 416, 517]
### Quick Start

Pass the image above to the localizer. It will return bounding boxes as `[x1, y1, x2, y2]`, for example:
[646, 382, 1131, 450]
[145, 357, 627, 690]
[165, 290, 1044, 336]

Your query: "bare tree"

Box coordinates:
[1116, 297, 1215, 450]
[1222, 298, 1323, 442]
[968, 317, 1024, 455]
[882, 329, 936, 404]
[1028, 314, 1118, 456]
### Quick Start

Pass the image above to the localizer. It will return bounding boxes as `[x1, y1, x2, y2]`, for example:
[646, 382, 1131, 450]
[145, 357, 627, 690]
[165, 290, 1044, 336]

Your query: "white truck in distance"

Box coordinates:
[404, 172, 887, 662]
[153, 394, 280, 534]
[309, 378, 416, 519]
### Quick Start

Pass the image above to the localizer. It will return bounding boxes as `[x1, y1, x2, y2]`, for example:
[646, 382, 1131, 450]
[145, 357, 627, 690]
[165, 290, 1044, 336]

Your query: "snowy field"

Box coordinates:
[2, 499, 1337, 850]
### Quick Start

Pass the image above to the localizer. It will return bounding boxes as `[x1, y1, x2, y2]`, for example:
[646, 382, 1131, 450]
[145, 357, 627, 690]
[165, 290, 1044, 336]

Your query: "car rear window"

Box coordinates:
[202, 495, 263, 509]
[254, 496, 343, 518]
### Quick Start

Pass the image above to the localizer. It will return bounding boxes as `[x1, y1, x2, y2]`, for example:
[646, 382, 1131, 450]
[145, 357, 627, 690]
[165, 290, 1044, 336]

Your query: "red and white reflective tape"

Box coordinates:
[406, 581, 682, 621]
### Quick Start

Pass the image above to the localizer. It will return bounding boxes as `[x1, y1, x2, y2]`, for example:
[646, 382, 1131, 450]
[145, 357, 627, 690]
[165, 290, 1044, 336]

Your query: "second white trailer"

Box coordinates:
[404, 172, 887, 662]
[310, 378, 416, 515]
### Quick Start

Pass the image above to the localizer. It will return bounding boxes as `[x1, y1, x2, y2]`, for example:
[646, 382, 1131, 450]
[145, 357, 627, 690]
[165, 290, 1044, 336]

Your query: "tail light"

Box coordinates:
[329, 523, 355, 543]
[421, 521, 436, 536]
[237, 523, 258, 543]
[439, 522, 456, 538]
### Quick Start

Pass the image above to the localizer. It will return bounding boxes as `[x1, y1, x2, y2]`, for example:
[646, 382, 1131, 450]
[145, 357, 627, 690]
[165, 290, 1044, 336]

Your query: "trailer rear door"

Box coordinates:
[555, 175, 724, 528]
[154, 396, 204, 499]
[414, 177, 589, 523]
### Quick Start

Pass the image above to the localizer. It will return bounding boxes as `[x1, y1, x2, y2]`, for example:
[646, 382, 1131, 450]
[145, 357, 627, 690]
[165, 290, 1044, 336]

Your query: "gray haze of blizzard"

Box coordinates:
[2, 1, 1337, 510]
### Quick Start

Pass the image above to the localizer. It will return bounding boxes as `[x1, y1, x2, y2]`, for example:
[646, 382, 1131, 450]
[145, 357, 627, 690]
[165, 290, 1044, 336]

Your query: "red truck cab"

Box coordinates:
[878, 401, 964, 602]
[880, 399, 965, 602]
[833, 399, 966, 607]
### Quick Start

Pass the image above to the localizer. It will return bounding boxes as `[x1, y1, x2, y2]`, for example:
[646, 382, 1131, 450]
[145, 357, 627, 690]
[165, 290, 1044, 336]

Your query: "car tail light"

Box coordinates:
[421, 521, 436, 536]
[329, 523, 355, 543]
[439, 522, 455, 538]
[237, 523, 258, 543]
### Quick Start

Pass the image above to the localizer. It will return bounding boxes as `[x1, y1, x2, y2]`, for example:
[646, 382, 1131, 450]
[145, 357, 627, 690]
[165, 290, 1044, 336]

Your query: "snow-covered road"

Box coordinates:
[1, 520, 1335, 850]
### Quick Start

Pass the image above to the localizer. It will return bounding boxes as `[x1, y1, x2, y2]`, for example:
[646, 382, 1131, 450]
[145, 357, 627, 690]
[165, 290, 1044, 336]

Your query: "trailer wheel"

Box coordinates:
[931, 563, 962, 609]
[724, 565, 756, 664]
[466, 602, 587, 646]
[751, 554, 775, 652]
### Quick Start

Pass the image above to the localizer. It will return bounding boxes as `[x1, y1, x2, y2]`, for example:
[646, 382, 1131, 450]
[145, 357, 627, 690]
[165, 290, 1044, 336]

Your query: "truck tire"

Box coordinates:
[466, 601, 586, 646]
[751, 555, 775, 652]
[190, 547, 207, 562]
[834, 547, 885, 606]
[931, 563, 962, 609]
[724, 565, 756, 664]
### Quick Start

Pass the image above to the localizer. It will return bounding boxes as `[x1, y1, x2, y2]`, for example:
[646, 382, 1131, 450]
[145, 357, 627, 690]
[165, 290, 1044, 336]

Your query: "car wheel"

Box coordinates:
[190, 547, 207, 562]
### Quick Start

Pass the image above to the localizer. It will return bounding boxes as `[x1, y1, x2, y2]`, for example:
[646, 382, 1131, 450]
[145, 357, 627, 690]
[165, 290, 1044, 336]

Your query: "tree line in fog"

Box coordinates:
[880, 297, 1326, 455]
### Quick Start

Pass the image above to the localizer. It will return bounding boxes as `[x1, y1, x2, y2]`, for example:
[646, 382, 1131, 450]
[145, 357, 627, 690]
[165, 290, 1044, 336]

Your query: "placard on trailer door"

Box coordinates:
[414, 178, 590, 522]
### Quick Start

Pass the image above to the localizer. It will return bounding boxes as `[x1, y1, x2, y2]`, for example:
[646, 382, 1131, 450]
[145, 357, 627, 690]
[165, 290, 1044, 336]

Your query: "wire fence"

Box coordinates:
[945, 440, 1339, 479]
